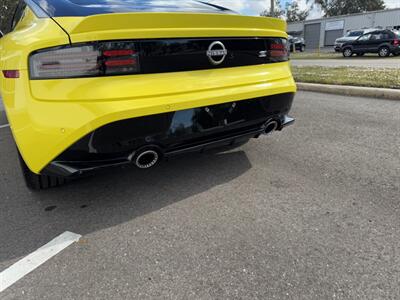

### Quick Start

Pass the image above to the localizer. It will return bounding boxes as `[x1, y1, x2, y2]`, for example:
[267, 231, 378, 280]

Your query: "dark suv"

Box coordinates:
[342, 30, 400, 57]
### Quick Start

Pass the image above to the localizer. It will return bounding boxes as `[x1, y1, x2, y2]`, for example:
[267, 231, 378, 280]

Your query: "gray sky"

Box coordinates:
[208, 0, 400, 18]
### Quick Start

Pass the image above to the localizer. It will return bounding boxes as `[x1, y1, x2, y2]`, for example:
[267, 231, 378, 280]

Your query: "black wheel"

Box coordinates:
[18, 153, 67, 190]
[356, 53, 365, 56]
[378, 46, 390, 57]
[300, 45, 305, 52]
[343, 48, 353, 57]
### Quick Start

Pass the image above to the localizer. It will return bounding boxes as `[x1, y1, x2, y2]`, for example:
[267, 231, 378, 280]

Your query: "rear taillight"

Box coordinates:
[394, 39, 399, 46]
[29, 41, 139, 79]
[268, 38, 289, 62]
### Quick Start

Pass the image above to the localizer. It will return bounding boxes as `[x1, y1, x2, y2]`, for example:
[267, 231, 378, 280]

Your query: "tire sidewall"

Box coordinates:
[378, 47, 390, 57]
[343, 48, 353, 57]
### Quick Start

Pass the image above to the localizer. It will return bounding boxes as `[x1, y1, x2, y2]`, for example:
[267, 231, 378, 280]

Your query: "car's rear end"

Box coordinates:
[392, 30, 400, 55]
[0, 0, 296, 189]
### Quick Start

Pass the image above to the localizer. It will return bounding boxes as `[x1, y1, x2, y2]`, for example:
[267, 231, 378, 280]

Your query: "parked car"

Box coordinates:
[0, 0, 296, 189]
[342, 30, 400, 57]
[334, 29, 378, 52]
[288, 35, 305, 52]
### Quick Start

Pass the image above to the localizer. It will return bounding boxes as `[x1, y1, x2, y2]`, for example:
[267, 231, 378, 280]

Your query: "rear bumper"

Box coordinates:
[3, 63, 296, 173]
[41, 93, 295, 178]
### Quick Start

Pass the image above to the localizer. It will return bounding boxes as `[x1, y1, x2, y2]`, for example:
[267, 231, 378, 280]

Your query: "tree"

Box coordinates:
[286, 1, 309, 22]
[310, 0, 385, 17]
[0, 0, 18, 33]
[260, 0, 285, 18]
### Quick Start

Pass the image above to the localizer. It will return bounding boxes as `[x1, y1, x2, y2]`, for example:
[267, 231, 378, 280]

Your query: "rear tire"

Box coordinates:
[300, 45, 305, 52]
[343, 48, 353, 57]
[378, 46, 390, 57]
[18, 154, 67, 190]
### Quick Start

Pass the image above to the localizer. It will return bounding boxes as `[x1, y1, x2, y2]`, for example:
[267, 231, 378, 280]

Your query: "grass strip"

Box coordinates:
[292, 66, 400, 89]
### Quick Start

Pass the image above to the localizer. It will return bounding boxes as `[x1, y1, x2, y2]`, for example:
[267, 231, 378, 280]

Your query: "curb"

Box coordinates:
[297, 83, 400, 101]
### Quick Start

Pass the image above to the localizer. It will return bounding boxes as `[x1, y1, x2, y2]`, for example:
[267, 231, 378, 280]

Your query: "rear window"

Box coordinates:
[31, 0, 235, 18]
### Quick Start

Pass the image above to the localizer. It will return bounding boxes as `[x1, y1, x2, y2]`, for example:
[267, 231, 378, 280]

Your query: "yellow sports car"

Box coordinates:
[0, 0, 296, 189]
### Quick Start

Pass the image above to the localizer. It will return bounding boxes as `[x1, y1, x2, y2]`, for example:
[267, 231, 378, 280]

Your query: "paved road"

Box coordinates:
[291, 58, 400, 68]
[1, 92, 399, 299]
[0, 97, 7, 126]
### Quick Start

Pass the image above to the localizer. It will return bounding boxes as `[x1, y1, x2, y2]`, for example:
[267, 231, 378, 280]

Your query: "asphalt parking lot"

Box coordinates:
[1, 91, 399, 299]
[0, 99, 6, 126]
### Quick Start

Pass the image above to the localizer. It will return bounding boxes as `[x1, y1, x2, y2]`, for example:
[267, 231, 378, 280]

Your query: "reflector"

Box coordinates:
[3, 70, 20, 78]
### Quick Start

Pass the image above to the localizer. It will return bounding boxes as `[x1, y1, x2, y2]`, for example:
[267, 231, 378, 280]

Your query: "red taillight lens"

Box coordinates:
[3, 70, 20, 78]
[101, 43, 138, 75]
[268, 39, 289, 62]
[29, 42, 139, 79]
[103, 49, 136, 57]
[104, 59, 137, 67]
[271, 43, 285, 50]
[394, 39, 399, 46]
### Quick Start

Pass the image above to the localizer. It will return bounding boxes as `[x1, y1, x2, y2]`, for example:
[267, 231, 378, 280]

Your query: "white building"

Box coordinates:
[287, 8, 400, 49]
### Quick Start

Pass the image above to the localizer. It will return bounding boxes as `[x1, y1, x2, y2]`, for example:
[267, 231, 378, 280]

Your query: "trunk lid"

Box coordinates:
[52, 13, 287, 43]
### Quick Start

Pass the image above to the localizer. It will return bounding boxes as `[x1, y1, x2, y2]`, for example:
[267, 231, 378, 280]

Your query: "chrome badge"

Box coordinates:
[207, 41, 228, 65]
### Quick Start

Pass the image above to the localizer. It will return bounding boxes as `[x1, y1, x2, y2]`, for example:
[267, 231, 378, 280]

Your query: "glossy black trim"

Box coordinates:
[30, 0, 235, 18]
[29, 37, 288, 80]
[41, 93, 295, 177]
[43, 129, 263, 177]
[139, 37, 288, 74]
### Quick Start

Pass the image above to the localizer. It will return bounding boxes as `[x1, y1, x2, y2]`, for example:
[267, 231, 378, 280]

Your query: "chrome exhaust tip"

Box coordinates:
[264, 120, 279, 135]
[134, 150, 160, 169]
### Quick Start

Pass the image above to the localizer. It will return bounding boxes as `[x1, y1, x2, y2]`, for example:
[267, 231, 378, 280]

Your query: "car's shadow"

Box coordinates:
[0, 129, 252, 265]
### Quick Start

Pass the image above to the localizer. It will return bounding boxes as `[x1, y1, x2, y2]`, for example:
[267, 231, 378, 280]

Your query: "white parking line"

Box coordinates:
[0, 231, 81, 293]
[0, 124, 10, 129]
